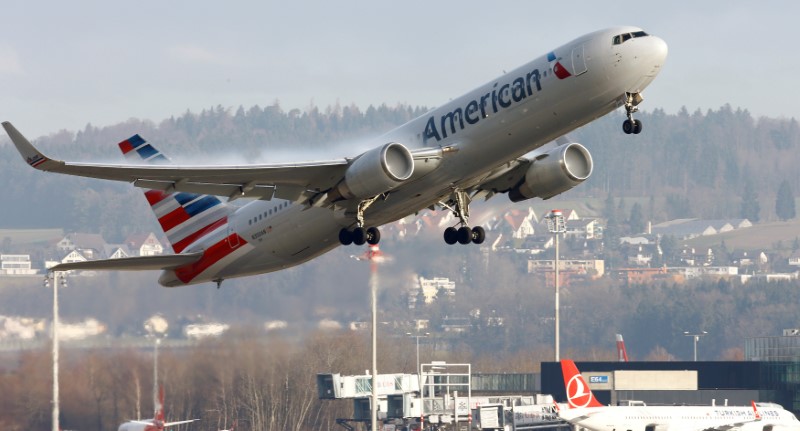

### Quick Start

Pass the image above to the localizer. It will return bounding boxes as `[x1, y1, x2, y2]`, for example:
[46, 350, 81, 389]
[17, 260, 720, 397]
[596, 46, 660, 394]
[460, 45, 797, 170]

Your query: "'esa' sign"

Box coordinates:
[589, 375, 609, 384]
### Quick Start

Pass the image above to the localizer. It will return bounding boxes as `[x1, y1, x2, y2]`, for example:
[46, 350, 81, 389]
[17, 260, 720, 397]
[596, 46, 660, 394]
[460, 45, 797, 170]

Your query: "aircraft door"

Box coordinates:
[226, 224, 240, 249]
[571, 44, 587, 76]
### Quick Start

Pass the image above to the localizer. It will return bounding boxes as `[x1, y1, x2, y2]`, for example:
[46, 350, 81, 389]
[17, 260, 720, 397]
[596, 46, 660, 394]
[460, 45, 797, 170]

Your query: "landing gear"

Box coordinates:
[338, 195, 383, 246]
[338, 226, 381, 246]
[440, 189, 486, 245]
[622, 92, 644, 135]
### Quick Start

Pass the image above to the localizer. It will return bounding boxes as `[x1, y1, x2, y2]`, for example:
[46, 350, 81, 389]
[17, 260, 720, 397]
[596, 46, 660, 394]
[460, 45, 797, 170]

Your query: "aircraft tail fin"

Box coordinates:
[752, 401, 762, 421]
[118, 135, 232, 253]
[155, 386, 165, 422]
[560, 359, 604, 409]
[616, 334, 629, 362]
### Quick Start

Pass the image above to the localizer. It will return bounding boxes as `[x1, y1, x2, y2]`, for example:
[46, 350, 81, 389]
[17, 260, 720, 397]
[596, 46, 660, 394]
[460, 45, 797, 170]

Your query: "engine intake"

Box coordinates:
[509, 143, 593, 202]
[334, 142, 414, 200]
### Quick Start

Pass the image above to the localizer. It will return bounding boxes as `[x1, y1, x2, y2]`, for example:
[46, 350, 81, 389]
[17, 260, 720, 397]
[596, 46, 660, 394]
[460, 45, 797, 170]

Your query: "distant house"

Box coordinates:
[565, 218, 601, 240]
[125, 233, 164, 256]
[56, 233, 108, 259]
[731, 250, 768, 267]
[104, 245, 131, 260]
[788, 251, 800, 267]
[495, 207, 538, 239]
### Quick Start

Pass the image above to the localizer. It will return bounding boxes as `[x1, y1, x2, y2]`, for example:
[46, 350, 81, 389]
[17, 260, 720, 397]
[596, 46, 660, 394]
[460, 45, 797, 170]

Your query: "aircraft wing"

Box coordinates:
[164, 419, 199, 427]
[49, 252, 203, 272]
[3, 121, 350, 202]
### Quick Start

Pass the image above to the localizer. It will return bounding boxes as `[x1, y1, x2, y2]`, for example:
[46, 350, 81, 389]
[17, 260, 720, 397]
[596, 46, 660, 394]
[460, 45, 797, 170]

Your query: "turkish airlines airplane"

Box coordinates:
[557, 359, 800, 431]
[4, 26, 667, 287]
[118, 388, 196, 431]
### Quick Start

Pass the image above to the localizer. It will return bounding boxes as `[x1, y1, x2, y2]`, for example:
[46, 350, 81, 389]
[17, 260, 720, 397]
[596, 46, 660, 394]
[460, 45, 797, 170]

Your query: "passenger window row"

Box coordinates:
[247, 201, 290, 226]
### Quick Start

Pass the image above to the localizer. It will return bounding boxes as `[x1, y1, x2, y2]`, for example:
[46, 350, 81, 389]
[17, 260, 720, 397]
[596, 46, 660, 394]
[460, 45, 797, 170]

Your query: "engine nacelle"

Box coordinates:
[508, 143, 593, 202]
[334, 142, 414, 200]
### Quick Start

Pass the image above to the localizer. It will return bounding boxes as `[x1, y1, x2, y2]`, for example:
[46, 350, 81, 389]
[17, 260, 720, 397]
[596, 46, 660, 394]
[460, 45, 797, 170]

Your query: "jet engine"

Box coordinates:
[333, 142, 414, 200]
[508, 143, 593, 202]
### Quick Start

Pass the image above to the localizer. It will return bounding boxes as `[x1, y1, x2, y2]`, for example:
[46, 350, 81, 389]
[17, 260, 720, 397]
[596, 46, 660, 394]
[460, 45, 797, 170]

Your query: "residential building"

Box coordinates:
[0, 254, 38, 276]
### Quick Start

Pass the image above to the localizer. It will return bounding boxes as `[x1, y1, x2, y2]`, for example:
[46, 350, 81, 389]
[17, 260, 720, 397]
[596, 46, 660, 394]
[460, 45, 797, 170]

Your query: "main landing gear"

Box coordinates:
[339, 226, 380, 246]
[338, 195, 382, 246]
[441, 189, 485, 245]
[622, 92, 643, 135]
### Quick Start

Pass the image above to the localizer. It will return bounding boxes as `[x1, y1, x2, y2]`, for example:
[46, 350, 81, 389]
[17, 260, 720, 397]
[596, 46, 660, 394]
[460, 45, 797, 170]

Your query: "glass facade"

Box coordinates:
[746, 336, 800, 361]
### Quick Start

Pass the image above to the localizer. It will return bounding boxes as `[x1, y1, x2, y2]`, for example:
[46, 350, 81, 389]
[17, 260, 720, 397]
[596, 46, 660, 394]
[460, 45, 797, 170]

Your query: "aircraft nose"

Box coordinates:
[649, 35, 669, 66]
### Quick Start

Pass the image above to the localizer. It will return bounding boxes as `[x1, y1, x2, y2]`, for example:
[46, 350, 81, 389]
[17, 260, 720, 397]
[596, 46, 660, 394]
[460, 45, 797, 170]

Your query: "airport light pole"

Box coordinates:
[684, 331, 707, 361]
[406, 332, 430, 375]
[365, 245, 384, 431]
[546, 209, 566, 362]
[46, 271, 66, 431]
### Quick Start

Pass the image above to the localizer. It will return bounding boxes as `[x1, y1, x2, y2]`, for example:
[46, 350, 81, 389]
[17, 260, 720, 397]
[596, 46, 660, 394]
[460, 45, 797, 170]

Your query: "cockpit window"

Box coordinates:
[612, 31, 650, 45]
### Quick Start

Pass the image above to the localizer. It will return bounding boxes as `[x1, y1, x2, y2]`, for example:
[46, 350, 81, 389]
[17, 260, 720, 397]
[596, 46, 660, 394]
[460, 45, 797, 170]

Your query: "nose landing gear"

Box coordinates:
[622, 92, 643, 135]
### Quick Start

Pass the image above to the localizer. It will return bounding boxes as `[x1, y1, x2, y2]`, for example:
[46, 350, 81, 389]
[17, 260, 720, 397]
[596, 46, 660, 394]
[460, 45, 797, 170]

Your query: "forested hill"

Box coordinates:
[0, 102, 798, 241]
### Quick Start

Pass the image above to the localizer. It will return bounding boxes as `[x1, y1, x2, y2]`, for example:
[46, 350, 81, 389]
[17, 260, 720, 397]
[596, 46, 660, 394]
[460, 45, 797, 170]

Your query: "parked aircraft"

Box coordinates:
[557, 359, 800, 431]
[4, 26, 667, 287]
[118, 387, 196, 431]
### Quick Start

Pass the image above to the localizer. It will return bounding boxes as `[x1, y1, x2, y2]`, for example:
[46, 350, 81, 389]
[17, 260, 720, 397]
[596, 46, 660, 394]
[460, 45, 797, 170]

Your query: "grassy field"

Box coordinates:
[0, 228, 64, 246]
[684, 219, 800, 252]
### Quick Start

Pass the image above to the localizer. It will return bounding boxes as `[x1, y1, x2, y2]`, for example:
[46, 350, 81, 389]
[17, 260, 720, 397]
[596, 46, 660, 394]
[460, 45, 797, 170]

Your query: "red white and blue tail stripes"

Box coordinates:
[118, 135, 253, 284]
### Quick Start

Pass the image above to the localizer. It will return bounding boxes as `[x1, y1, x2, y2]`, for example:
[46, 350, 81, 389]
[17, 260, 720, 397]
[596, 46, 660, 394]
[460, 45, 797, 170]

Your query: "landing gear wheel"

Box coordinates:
[632, 119, 642, 134]
[622, 119, 633, 134]
[471, 226, 486, 244]
[366, 227, 381, 245]
[457, 226, 472, 244]
[339, 228, 353, 245]
[444, 227, 458, 245]
[352, 227, 367, 246]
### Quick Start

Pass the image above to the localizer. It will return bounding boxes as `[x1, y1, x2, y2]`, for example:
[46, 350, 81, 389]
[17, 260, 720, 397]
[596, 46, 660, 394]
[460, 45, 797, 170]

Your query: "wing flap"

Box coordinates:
[51, 252, 203, 272]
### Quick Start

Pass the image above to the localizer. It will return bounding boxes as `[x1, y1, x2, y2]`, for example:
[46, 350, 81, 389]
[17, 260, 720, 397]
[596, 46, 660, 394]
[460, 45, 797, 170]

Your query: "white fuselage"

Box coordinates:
[561, 404, 800, 431]
[158, 26, 667, 286]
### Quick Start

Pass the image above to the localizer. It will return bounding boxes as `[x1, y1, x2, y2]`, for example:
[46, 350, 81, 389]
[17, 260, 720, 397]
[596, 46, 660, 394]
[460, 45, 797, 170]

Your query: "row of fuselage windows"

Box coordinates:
[624, 415, 738, 420]
[247, 201, 289, 226]
[612, 31, 649, 45]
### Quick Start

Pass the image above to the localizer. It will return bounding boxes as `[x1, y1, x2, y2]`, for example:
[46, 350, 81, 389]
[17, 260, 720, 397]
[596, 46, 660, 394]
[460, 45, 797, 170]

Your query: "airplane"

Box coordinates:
[3, 26, 668, 287]
[616, 333, 629, 362]
[557, 359, 800, 431]
[118, 387, 197, 431]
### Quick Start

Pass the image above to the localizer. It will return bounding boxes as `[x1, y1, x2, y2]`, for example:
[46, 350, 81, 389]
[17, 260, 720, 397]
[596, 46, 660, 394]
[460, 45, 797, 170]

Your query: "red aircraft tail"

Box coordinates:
[560, 359, 604, 408]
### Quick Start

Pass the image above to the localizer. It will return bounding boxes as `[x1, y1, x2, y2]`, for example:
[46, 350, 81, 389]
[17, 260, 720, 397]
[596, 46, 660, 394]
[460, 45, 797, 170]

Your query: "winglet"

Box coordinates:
[2, 121, 61, 171]
[752, 401, 762, 420]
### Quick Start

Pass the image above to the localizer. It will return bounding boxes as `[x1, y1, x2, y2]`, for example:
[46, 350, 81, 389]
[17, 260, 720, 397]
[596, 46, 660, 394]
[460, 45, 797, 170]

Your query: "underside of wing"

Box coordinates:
[50, 252, 203, 272]
[3, 122, 444, 205]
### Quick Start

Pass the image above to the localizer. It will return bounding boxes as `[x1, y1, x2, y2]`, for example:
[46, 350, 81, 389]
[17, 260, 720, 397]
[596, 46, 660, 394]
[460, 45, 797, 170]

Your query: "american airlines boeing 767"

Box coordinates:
[3, 26, 667, 287]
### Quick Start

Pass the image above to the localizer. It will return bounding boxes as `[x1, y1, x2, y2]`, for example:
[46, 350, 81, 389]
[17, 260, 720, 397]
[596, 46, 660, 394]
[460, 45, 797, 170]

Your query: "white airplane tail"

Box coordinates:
[560, 359, 604, 408]
[118, 135, 232, 253]
[615, 334, 629, 362]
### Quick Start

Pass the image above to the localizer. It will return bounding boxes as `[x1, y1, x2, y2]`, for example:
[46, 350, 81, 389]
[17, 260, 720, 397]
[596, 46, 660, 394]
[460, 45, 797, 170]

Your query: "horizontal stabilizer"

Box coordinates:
[50, 252, 203, 272]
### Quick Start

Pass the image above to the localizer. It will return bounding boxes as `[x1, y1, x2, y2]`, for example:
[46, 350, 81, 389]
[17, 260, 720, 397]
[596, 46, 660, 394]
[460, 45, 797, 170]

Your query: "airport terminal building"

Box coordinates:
[541, 361, 800, 414]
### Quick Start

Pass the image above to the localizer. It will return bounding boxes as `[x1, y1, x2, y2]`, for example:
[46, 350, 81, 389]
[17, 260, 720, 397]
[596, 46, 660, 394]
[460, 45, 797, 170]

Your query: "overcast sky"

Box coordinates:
[1, 1, 798, 138]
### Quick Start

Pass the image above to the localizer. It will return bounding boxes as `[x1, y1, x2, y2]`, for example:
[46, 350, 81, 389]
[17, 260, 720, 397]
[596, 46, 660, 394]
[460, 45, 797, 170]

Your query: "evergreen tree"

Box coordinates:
[740, 181, 761, 222]
[628, 202, 646, 234]
[775, 180, 796, 221]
